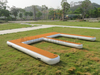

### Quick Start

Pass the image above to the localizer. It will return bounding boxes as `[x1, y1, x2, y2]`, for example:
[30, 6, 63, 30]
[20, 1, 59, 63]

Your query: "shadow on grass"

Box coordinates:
[7, 44, 90, 67]
[95, 40, 100, 42]
[79, 48, 89, 51]
[8, 45, 67, 66]
[53, 60, 67, 67]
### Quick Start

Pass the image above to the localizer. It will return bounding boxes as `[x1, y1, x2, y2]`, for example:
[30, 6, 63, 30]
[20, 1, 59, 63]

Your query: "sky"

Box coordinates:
[7, 0, 100, 9]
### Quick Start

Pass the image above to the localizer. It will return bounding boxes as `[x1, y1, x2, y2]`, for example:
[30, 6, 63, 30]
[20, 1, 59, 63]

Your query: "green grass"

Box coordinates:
[0, 26, 100, 75]
[29, 21, 100, 27]
[0, 23, 32, 30]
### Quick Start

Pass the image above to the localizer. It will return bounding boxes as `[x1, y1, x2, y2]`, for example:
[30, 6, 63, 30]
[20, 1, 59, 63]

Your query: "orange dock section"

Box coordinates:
[10, 32, 58, 44]
[8, 32, 95, 59]
[16, 43, 58, 58]
[9, 32, 59, 58]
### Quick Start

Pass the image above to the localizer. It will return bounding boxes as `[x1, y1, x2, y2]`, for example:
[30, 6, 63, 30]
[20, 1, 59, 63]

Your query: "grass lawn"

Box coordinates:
[0, 26, 100, 75]
[0, 23, 32, 30]
[29, 21, 100, 27]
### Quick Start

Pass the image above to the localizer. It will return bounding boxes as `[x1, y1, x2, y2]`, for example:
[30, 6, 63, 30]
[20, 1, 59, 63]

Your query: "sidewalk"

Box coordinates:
[0, 24, 100, 35]
[0, 25, 55, 35]
[57, 25, 100, 29]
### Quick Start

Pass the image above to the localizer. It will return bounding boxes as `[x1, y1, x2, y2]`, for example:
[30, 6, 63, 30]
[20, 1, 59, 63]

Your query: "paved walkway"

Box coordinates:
[0, 25, 55, 35]
[9, 20, 59, 23]
[0, 24, 100, 35]
[57, 25, 100, 29]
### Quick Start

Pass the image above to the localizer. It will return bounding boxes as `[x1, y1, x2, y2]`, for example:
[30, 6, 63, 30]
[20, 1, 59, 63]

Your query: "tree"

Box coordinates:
[48, 10, 55, 19]
[19, 13, 23, 19]
[36, 11, 42, 19]
[17, 8, 25, 20]
[97, 8, 100, 17]
[28, 11, 33, 19]
[2, 9, 9, 18]
[87, 9, 95, 18]
[29, 12, 33, 17]
[56, 9, 62, 19]
[67, 9, 73, 14]
[80, 0, 91, 19]
[32, 6, 36, 20]
[0, 0, 8, 9]
[18, 8, 25, 12]
[61, 0, 70, 21]
[0, 0, 10, 20]
[94, 7, 98, 17]
[74, 8, 81, 14]
[42, 5, 48, 19]
[24, 12, 29, 19]
[11, 6, 19, 19]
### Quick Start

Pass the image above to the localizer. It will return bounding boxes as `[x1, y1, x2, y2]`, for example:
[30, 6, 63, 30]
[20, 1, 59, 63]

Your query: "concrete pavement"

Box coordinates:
[0, 25, 55, 35]
[0, 24, 100, 35]
[57, 25, 100, 29]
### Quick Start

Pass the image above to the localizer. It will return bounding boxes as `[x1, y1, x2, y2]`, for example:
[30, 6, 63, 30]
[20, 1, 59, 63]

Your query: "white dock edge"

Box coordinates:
[7, 32, 96, 65]
[43, 38, 83, 49]
[60, 34, 96, 41]
[7, 41, 60, 65]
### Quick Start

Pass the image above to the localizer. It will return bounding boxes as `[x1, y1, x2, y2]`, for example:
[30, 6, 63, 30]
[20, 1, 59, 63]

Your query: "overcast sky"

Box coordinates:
[7, 0, 100, 9]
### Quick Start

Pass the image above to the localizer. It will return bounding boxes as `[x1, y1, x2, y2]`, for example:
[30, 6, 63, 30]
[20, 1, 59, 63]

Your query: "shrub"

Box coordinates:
[0, 20, 6, 23]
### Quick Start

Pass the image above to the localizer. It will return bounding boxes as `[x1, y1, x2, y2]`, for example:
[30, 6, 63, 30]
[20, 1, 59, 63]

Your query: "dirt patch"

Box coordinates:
[90, 57, 100, 62]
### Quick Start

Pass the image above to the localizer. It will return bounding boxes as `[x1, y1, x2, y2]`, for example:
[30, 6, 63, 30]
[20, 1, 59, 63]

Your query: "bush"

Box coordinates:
[7, 16, 13, 21]
[0, 20, 6, 23]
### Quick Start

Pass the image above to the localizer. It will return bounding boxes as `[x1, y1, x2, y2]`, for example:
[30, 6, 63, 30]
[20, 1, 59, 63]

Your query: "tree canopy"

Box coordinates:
[0, 0, 9, 20]
[0, 0, 100, 21]
[80, 0, 91, 19]
[61, 0, 70, 20]
[11, 6, 19, 19]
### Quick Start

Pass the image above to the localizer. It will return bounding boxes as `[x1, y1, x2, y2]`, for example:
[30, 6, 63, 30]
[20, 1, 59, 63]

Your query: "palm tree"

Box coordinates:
[42, 5, 48, 19]
[61, 0, 70, 21]
[32, 5, 39, 20]
[24, 12, 29, 20]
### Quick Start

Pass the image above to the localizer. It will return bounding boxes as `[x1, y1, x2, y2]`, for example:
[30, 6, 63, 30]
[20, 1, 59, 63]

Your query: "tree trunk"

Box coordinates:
[82, 12, 85, 20]
[15, 16, 16, 20]
[62, 10, 64, 21]
[33, 6, 36, 20]
[82, 15, 84, 20]
[62, 5, 65, 21]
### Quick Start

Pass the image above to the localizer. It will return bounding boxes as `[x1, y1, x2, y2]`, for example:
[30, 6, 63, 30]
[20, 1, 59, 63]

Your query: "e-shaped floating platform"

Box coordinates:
[7, 32, 96, 65]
